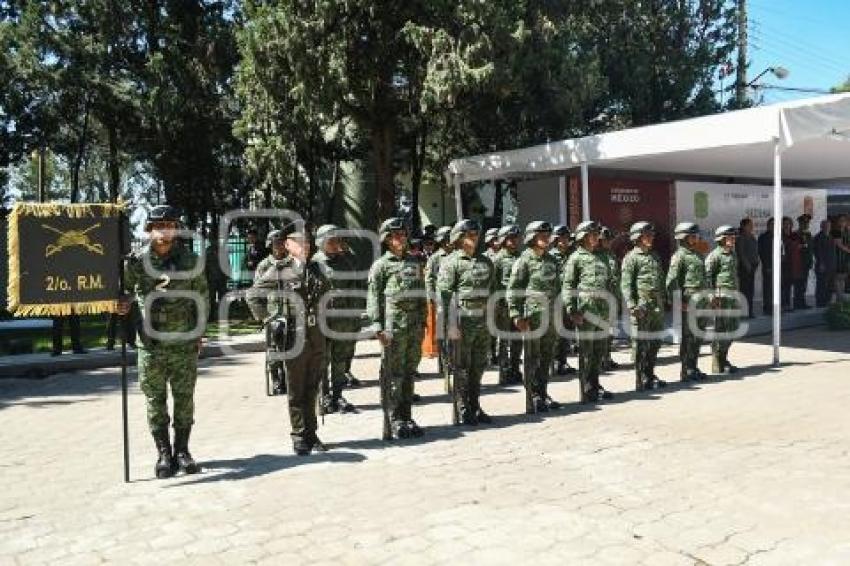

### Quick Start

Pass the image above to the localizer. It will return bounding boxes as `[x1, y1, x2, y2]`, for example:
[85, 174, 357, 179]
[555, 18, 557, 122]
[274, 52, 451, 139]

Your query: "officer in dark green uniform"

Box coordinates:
[507, 221, 562, 413]
[119, 205, 208, 479]
[249, 224, 331, 456]
[620, 222, 667, 391]
[666, 222, 708, 381]
[314, 224, 363, 414]
[437, 219, 495, 425]
[706, 225, 741, 375]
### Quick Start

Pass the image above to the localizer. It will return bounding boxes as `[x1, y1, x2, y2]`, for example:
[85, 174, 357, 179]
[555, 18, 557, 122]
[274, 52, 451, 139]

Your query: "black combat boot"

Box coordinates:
[153, 429, 174, 479]
[344, 371, 361, 387]
[321, 393, 338, 414]
[333, 385, 357, 413]
[308, 432, 328, 453]
[529, 395, 548, 413]
[293, 436, 311, 456]
[556, 361, 576, 376]
[173, 427, 200, 475]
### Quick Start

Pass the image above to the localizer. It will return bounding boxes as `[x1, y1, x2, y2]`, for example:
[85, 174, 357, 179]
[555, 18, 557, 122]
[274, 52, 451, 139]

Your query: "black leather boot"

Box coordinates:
[173, 427, 200, 474]
[153, 429, 174, 479]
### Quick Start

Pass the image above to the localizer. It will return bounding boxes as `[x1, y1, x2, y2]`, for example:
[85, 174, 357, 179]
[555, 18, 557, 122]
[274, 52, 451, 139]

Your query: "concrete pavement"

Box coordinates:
[1, 328, 849, 565]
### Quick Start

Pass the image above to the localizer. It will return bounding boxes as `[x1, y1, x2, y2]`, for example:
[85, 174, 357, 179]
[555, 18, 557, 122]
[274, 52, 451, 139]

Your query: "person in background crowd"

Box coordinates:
[780, 216, 800, 312]
[793, 214, 813, 309]
[834, 214, 850, 300]
[243, 228, 267, 280]
[736, 218, 760, 318]
[813, 218, 837, 307]
[757, 218, 774, 315]
[52, 315, 85, 356]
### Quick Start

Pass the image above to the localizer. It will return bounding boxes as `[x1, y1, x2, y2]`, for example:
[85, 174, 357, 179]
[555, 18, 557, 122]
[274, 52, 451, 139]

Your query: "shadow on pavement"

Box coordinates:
[168, 451, 367, 486]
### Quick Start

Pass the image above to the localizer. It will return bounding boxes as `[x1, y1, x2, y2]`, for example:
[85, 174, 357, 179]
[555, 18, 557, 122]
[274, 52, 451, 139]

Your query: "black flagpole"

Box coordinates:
[118, 212, 130, 483]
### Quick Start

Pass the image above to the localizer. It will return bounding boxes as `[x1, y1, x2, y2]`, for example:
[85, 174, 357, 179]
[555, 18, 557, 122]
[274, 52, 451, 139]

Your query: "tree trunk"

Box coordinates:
[371, 123, 395, 223]
[70, 98, 91, 204]
[410, 121, 427, 234]
[107, 120, 120, 203]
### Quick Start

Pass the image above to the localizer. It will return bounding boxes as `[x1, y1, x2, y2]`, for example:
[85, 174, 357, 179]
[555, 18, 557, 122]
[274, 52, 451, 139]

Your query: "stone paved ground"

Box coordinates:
[1, 328, 849, 565]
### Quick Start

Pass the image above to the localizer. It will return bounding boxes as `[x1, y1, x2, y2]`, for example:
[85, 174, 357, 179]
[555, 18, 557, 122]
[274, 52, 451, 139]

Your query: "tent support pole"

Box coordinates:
[558, 175, 567, 224]
[580, 162, 590, 221]
[453, 177, 463, 221]
[772, 140, 782, 366]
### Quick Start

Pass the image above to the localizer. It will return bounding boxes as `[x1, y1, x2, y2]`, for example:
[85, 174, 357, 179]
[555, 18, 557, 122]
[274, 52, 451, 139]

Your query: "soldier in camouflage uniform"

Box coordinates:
[119, 205, 208, 479]
[437, 219, 495, 425]
[549, 225, 577, 376]
[666, 222, 708, 381]
[425, 226, 453, 382]
[367, 218, 427, 439]
[599, 227, 621, 371]
[483, 227, 501, 365]
[493, 225, 523, 385]
[507, 221, 562, 413]
[706, 225, 741, 375]
[620, 222, 667, 391]
[249, 225, 331, 456]
[313, 224, 363, 414]
[563, 221, 615, 403]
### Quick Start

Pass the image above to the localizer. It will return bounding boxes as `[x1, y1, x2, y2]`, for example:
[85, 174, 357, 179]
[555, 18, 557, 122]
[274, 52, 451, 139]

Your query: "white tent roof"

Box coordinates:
[447, 93, 850, 183]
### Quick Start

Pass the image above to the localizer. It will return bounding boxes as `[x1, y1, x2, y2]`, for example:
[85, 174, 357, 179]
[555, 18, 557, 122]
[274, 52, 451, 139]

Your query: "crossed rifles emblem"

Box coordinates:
[41, 223, 105, 258]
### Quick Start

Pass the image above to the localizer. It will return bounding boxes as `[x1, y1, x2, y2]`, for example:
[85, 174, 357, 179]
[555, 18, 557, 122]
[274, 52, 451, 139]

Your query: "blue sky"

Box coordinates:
[744, 0, 850, 104]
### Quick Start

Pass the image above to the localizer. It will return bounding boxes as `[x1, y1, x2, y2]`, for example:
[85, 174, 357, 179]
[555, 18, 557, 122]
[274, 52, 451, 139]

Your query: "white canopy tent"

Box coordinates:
[447, 93, 850, 365]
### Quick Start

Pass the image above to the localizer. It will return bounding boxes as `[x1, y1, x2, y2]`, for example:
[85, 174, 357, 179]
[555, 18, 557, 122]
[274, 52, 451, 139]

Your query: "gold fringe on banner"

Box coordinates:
[6, 202, 126, 317]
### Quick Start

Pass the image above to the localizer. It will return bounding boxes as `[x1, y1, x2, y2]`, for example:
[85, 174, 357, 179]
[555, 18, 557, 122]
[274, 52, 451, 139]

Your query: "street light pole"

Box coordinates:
[735, 0, 748, 107]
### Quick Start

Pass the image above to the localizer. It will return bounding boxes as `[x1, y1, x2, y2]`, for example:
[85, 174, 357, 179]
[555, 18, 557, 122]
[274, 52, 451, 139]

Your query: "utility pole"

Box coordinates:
[735, 0, 748, 108]
[35, 148, 46, 203]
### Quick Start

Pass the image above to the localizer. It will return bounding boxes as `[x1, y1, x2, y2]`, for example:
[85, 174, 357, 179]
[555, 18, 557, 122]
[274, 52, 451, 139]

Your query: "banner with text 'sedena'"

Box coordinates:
[7, 202, 126, 317]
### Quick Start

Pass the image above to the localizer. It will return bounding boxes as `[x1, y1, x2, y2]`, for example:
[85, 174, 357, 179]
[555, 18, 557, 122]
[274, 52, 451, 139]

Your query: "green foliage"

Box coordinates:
[825, 301, 850, 330]
[832, 76, 850, 94]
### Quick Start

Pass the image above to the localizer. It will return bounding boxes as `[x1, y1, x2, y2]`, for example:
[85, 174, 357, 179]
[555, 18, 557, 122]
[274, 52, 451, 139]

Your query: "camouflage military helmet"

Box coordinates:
[434, 225, 452, 244]
[674, 222, 700, 240]
[145, 205, 182, 230]
[628, 221, 655, 242]
[552, 224, 571, 238]
[573, 220, 600, 242]
[265, 229, 285, 247]
[523, 220, 553, 245]
[714, 224, 738, 241]
[497, 224, 520, 242]
[421, 224, 437, 239]
[600, 226, 614, 240]
[450, 218, 481, 244]
[484, 227, 499, 244]
[378, 217, 407, 242]
[315, 224, 339, 247]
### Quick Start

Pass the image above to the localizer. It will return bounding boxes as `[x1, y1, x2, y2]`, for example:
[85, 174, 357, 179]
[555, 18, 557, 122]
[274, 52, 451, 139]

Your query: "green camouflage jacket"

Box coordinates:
[620, 247, 665, 309]
[437, 249, 494, 314]
[562, 246, 612, 317]
[313, 249, 365, 313]
[705, 247, 739, 290]
[249, 255, 330, 324]
[507, 248, 560, 320]
[425, 248, 449, 301]
[666, 246, 706, 301]
[493, 248, 520, 292]
[367, 251, 427, 331]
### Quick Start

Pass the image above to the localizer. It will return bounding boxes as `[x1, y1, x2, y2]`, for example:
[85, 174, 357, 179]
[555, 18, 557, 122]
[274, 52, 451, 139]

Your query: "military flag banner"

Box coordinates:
[7, 202, 126, 317]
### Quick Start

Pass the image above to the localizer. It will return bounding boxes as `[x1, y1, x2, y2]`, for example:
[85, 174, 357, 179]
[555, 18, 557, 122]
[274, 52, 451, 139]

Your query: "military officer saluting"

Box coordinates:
[493, 224, 523, 385]
[367, 218, 427, 439]
[437, 219, 495, 425]
[249, 225, 331, 456]
[313, 224, 363, 414]
[706, 225, 741, 375]
[620, 222, 667, 391]
[563, 221, 615, 403]
[507, 221, 562, 413]
[118, 205, 208, 479]
[666, 222, 708, 381]
[549, 225, 577, 376]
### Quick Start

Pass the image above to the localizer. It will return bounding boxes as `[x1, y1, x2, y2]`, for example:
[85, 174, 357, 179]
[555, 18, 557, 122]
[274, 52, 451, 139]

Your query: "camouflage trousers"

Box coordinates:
[138, 342, 199, 434]
[680, 298, 706, 377]
[452, 317, 490, 411]
[712, 295, 740, 371]
[555, 308, 574, 364]
[496, 304, 522, 382]
[630, 304, 664, 389]
[323, 318, 360, 393]
[385, 314, 425, 422]
[283, 324, 324, 442]
[522, 310, 557, 401]
[576, 321, 607, 402]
